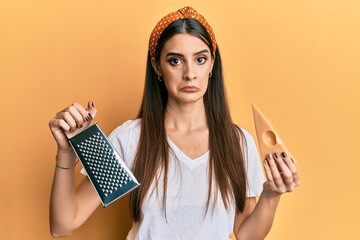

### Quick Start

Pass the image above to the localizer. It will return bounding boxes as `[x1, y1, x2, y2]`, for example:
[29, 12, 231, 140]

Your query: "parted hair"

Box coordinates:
[130, 18, 248, 222]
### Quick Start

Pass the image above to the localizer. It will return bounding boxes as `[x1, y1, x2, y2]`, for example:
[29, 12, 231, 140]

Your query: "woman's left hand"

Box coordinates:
[263, 152, 300, 197]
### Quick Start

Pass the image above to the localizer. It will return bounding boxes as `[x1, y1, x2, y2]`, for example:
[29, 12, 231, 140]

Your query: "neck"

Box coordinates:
[165, 100, 207, 132]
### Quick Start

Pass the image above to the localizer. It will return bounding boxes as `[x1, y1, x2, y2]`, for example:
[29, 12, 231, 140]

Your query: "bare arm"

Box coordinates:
[49, 101, 101, 237]
[234, 152, 300, 240]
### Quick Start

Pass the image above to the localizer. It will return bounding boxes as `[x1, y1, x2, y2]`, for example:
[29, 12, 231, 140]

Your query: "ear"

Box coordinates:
[151, 57, 162, 76]
[209, 57, 214, 73]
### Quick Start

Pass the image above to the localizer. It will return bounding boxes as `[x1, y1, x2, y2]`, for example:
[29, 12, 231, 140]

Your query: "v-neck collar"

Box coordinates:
[167, 136, 209, 169]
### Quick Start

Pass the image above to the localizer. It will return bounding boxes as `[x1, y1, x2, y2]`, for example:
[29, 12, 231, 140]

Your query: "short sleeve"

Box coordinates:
[241, 128, 265, 197]
[80, 119, 141, 175]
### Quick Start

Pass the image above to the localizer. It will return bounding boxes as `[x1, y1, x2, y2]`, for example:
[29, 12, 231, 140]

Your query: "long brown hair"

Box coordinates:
[130, 18, 247, 222]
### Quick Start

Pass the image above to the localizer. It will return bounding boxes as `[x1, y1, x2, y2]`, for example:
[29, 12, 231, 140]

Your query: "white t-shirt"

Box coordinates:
[82, 119, 264, 240]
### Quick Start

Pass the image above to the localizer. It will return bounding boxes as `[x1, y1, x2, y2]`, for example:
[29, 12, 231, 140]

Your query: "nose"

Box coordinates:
[182, 62, 197, 81]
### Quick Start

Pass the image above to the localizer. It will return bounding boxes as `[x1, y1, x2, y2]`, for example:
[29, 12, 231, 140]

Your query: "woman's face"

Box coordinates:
[153, 33, 214, 106]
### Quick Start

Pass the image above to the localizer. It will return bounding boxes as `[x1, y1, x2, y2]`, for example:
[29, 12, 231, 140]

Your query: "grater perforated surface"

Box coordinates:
[69, 124, 139, 207]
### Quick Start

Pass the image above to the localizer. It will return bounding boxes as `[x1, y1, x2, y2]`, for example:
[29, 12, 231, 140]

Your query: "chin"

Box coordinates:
[178, 96, 204, 104]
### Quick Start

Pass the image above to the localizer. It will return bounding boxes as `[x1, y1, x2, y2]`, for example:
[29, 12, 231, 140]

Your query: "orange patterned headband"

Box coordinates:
[149, 6, 217, 58]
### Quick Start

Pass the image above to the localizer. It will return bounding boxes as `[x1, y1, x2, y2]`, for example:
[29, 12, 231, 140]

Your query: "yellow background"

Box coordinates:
[1, 0, 359, 239]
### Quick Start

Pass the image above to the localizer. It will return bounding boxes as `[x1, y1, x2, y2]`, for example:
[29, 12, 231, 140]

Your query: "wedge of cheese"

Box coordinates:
[252, 103, 297, 164]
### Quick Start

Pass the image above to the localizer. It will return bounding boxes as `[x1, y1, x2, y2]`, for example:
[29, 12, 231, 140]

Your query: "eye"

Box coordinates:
[196, 56, 207, 64]
[168, 58, 182, 66]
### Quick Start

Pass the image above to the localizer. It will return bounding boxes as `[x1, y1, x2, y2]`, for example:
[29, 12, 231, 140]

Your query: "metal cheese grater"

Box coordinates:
[68, 123, 139, 207]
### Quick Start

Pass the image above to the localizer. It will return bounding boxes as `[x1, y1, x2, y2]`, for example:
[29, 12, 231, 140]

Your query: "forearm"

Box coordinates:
[236, 193, 280, 240]
[50, 151, 79, 237]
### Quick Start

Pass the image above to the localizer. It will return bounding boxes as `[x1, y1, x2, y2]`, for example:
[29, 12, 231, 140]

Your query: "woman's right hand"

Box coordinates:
[49, 101, 100, 236]
[49, 101, 97, 153]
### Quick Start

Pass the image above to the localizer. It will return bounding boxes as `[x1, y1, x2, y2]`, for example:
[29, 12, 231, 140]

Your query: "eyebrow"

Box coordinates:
[166, 49, 210, 57]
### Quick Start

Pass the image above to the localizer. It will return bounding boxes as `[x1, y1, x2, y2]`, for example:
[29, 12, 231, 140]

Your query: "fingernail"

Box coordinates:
[266, 155, 270, 161]
[91, 101, 94, 107]
[274, 152, 279, 158]
[281, 152, 287, 158]
[79, 124, 83, 128]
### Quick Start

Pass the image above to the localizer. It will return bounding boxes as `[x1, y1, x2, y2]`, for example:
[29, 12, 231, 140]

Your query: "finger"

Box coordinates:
[281, 152, 301, 187]
[267, 154, 287, 193]
[280, 152, 297, 174]
[55, 104, 83, 130]
[263, 159, 274, 182]
[87, 100, 97, 119]
[68, 104, 85, 128]
[58, 119, 71, 132]
[71, 102, 91, 122]
[57, 111, 77, 132]
[263, 160, 280, 193]
[49, 118, 70, 132]
[273, 152, 294, 187]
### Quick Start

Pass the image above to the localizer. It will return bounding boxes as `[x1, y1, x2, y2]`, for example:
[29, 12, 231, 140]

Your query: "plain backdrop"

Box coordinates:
[1, 0, 359, 239]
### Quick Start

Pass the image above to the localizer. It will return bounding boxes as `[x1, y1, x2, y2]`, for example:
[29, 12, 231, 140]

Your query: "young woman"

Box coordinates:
[49, 6, 300, 240]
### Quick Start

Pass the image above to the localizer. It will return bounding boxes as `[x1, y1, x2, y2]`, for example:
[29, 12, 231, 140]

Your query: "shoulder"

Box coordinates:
[107, 119, 142, 165]
[238, 127, 259, 160]
[236, 126, 257, 150]
[239, 127, 254, 143]
[238, 127, 265, 196]
[109, 118, 142, 140]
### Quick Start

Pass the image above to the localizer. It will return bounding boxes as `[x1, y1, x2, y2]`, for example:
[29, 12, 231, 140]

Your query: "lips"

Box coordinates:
[180, 86, 200, 92]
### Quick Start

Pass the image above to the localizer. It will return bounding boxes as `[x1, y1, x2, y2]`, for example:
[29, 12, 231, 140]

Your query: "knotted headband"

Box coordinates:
[149, 6, 217, 58]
